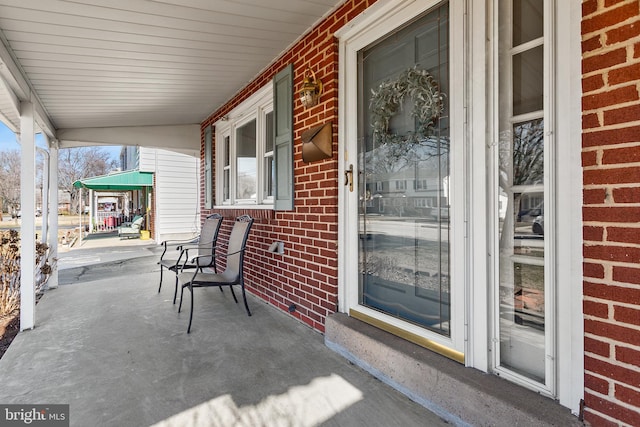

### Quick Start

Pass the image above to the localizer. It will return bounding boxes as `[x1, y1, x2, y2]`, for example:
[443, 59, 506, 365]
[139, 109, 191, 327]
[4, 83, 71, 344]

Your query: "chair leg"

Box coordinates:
[187, 285, 194, 334]
[240, 280, 252, 317]
[178, 285, 185, 312]
[158, 266, 164, 293]
[229, 285, 238, 303]
[173, 275, 179, 304]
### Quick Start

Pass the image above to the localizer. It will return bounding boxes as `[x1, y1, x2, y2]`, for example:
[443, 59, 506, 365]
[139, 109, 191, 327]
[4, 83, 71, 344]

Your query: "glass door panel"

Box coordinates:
[357, 4, 450, 334]
[496, 0, 550, 386]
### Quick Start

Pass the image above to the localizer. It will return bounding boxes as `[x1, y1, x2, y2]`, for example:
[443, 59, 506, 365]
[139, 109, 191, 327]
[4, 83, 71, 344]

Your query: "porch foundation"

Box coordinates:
[325, 313, 583, 427]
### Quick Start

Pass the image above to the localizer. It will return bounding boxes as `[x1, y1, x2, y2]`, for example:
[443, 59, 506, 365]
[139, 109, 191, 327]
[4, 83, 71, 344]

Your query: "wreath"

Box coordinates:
[370, 67, 444, 146]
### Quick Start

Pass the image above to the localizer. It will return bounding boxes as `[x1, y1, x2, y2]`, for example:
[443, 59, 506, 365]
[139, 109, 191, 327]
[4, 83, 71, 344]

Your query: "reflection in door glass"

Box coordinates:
[498, 118, 545, 382]
[358, 4, 450, 335]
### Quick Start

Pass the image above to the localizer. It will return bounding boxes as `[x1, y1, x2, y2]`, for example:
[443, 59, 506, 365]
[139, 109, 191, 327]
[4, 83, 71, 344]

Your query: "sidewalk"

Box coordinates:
[0, 239, 450, 427]
[57, 231, 159, 271]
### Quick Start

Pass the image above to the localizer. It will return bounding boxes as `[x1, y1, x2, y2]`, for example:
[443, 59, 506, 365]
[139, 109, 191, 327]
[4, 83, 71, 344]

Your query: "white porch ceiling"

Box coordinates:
[0, 0, 343, 149]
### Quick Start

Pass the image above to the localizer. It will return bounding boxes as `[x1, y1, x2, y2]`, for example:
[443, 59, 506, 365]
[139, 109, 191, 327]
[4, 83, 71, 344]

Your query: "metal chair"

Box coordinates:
[158, 213, 223, 303]
[177, 215, 254, 333]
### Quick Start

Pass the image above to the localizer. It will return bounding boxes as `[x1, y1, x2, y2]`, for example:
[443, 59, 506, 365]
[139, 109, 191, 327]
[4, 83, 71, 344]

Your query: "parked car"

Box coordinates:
[532, 215, 544, 235]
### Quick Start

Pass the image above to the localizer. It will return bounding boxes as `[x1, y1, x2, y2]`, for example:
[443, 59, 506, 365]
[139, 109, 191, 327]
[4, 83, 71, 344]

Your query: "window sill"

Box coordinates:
[210, 205, 275, 220]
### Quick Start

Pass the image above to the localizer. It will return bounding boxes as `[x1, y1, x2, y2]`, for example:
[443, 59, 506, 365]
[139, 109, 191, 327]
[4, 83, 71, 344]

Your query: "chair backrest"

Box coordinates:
[132, 216, 144, 230]
[224, 215, 254, 278]
[197, 213, 223, 266]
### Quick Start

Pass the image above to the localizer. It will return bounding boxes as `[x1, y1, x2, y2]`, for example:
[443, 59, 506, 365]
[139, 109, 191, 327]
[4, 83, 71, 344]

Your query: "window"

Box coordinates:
[416, 179, 428, 190]
[215, 84, 275, 206]
[494, 0, 554, 393]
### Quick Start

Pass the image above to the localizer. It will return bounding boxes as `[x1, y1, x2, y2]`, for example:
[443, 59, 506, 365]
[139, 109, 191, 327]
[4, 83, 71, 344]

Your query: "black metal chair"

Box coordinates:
[158, 213, 223, 303]
[177, 215, 254, 333]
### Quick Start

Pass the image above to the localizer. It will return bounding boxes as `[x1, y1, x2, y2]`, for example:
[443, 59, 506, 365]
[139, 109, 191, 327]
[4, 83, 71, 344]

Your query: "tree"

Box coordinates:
[0, 149, 21, 216]
[58, 147, 117, 214]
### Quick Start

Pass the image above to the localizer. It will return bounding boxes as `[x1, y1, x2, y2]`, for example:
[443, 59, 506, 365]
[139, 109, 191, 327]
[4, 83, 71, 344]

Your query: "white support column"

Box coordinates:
[47, 139, 59, 289]
[19, 101, 36, 331]
[89, 189, 94, 233]
[36, 147, 50, 245]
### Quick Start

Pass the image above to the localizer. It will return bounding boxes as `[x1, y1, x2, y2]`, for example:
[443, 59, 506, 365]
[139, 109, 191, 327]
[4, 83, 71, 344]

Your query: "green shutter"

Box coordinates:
[273, 64, 294, 211]
[204, 125, 212, 209]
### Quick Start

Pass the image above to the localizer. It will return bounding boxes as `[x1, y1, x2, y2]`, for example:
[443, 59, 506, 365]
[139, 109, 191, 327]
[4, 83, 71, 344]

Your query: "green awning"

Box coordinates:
[73, 170, 153, 191]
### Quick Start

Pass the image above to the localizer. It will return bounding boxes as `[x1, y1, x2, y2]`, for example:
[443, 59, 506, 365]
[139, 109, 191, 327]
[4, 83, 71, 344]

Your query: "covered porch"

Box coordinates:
[0, 243, 446, 426]
[73, 170, 154, 234]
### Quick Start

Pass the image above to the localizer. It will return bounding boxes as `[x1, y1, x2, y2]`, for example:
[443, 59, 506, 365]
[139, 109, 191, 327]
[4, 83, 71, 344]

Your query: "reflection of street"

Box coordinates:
[359, 215, 451, 332]
[361, 216, 450, 243]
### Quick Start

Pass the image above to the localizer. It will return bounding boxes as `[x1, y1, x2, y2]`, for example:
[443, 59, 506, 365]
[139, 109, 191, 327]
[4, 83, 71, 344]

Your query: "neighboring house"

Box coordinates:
[120, 146, 200, 242]
[196, 1, 640, 426]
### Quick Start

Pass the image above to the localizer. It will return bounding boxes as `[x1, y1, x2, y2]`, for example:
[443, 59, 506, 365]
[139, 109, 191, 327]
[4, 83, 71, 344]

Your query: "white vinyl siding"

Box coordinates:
[154, 149, 200, 241]
[138, 148, 157, 173]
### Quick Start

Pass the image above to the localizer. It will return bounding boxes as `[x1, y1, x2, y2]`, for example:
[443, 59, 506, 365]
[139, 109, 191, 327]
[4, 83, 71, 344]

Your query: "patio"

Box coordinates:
[0, 242, 447, 427]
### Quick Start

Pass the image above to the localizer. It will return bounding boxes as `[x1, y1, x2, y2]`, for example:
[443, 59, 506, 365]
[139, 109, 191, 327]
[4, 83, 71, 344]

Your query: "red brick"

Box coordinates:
[583, 112, 601, 129]
[583, 206, 640, 222]
[606, 21, 640, 44]
[584, 243, 640, 264]
[583, 0, 598, 17]
[583, 188, 606, 204]
[585, 319, 640, 346]
[584, 391, 640, 427]
[612, 187, 640, 203]
[582, 35, 603, 54]
[614, 306, 640, 327]
[610, 63, 640, 86]
[582, 85, 638, 110]
[612, 265, 640, 284]
[585, 261, 606, 279]
[583, 125, 640, 148]
[603, 104, 640, 126]
[584, 410, 619, 427]
[582, 3, 640, 35]
[584, 226, 605, 242]
[585, 336, 611, 358]
[584, 74, 606, 95]
[607, 227, 640, 244]
[602, 145, 640, 164]
[584, 281, 640, 305]
[583, 168, 640, 185]
[615, 383, 640, 406]
[584, 299, 610, 318]
[618, 345, 640, 368]
[586, 355, 640, 387]
[586, 372, 611, 395]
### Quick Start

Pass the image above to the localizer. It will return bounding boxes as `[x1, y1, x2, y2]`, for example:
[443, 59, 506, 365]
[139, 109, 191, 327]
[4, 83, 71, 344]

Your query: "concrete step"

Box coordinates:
[325, 313, 584, 427]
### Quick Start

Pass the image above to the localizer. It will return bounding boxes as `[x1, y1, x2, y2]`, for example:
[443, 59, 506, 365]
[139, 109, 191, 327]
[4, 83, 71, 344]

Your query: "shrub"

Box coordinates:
[0, 230, 51, 317]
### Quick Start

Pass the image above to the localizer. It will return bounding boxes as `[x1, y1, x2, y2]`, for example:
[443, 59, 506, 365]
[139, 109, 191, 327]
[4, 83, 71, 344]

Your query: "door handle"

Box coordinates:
[345, 164, 354, 192]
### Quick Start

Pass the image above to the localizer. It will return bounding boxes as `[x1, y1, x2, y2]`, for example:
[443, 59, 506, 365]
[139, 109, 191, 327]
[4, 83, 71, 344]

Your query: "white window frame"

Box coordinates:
[215, 83, 274, 208]
[484, 0, 583, 413]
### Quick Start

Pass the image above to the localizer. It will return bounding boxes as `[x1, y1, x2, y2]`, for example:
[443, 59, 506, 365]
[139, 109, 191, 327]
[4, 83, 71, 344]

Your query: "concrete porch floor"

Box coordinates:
[0, 242, 448, 427]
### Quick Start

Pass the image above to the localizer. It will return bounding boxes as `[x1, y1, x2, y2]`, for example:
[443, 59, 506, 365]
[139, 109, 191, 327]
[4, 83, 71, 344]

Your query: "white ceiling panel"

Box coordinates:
[0, 0, 344, 131]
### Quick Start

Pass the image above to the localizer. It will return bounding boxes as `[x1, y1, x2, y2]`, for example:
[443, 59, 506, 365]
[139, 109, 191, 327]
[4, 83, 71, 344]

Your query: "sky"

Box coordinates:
[0, 120, 122, 161]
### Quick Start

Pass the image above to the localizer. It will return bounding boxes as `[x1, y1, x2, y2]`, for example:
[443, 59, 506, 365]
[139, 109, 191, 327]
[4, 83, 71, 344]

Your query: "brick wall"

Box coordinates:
[198, 0, 378, 332]
[582, 0, 640, 425]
